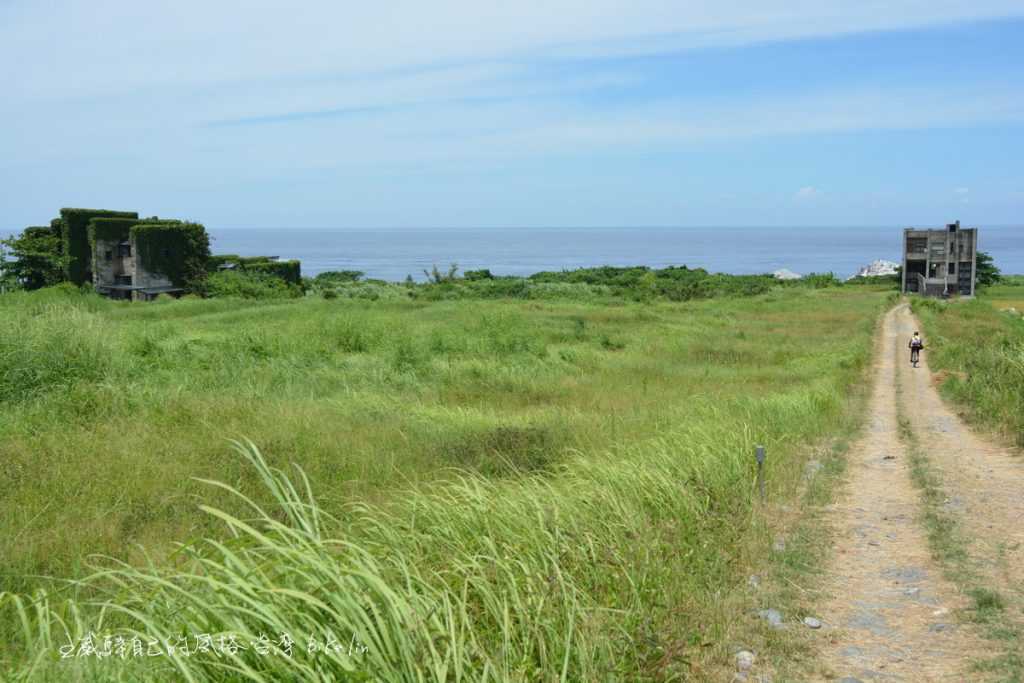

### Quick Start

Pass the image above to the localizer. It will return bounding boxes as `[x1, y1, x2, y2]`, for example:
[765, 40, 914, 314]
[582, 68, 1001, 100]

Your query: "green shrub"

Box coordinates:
[322, 282, 409, 301]
[799, 272, 842, 288]
[464, 268, 494, 281]
[314, 270, 364, 284]
[209, 256, 302, 285]
[203, 271, 301, 299]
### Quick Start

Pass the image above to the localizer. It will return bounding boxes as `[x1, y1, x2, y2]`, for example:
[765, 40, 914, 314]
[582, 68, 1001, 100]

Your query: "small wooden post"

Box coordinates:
[756, 445, 766, 502]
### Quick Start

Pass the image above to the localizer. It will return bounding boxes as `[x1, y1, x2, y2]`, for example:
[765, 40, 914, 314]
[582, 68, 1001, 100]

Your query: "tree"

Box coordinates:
[975, 251, 1001, 288]
[0, 225, 65, 290]
[423, 263, 459, 284]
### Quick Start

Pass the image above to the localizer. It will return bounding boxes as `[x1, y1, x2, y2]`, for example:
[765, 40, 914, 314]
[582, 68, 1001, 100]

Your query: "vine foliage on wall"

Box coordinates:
[131, 222, 211, 290]
[87, 217, 139, 248]
[59, 208, 139, 284]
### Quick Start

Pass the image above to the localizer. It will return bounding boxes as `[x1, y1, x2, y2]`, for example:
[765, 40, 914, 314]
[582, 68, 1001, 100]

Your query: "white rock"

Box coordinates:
[736, 650, 756, 671]
[772, 268, 802, 280]
[848, 259, 899, 280]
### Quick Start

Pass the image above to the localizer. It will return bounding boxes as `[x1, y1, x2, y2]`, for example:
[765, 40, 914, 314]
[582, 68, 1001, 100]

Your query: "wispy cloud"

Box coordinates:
[2, 2, 1022, 227]
[3, 1, 1024, 101]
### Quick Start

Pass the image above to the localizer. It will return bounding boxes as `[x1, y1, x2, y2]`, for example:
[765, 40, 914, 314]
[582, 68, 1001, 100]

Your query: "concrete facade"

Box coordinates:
[92, 235, 182, 301]
[900, 221, 977, 297]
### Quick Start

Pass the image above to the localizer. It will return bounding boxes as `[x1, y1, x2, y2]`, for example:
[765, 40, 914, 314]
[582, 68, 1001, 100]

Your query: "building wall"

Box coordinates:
[92, 238, 135, 286]
[901, 224, 977, 297]
[92, 235, 175, 299]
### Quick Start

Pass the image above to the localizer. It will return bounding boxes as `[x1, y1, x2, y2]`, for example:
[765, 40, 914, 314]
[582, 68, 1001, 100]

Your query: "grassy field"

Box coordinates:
[1, 284, 889, 681]
[911, 279, 1024, 447]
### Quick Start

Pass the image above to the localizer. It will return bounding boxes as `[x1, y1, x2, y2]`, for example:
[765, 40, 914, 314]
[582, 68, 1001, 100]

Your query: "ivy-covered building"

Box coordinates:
[89, 217, 211, 301]
[4, 206, 302, 298]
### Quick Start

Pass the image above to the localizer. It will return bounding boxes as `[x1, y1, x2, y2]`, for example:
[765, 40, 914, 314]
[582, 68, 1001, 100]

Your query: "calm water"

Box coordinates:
[205, 225, 1023, 281]
[4, 225, 1021, 281]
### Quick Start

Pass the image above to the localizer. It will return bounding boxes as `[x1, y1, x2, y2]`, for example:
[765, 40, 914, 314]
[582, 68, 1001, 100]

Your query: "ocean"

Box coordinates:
[3, 225, 1021, 281]
[205, 225, 1023, 281]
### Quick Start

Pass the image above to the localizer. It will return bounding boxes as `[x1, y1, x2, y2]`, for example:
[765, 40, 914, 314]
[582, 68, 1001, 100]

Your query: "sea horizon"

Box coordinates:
[205, 224, 1024, 281]
[4, 224, 1022, 281]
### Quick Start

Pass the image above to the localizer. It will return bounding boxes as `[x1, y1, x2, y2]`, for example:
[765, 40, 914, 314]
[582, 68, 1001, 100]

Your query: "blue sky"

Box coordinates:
[1, 1, 1022, 228]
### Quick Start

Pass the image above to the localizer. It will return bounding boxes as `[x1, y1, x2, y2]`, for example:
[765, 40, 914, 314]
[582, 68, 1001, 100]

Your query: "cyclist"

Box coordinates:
[909, 332, 924, 367]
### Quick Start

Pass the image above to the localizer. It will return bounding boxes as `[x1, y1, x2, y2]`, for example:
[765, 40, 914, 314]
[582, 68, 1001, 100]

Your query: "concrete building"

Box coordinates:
[92, 232, 183, 301]
[901, 221, 977, 297]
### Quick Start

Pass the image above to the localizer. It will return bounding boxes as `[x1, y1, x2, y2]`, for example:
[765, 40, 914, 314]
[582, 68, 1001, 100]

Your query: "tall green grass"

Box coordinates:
[911, 289, 1024, 446]
[0, 284, 888, 680]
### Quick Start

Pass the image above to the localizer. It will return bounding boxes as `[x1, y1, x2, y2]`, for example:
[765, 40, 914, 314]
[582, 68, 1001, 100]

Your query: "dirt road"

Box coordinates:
[813, 303, 1023, 681]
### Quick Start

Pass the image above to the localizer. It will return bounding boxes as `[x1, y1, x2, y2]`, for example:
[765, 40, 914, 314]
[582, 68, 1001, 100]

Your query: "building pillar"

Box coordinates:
[901, 229, 908, 293]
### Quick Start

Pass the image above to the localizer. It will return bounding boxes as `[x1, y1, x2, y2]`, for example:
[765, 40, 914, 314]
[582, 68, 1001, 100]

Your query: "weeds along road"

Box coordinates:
[813, 304, 1024, 682]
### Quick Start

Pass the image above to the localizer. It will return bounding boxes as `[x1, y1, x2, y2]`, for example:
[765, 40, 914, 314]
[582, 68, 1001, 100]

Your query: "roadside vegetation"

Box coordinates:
[911, 276, 1024, 447]
[896, 371, 1024, 680]
[0, 279, 889, 681]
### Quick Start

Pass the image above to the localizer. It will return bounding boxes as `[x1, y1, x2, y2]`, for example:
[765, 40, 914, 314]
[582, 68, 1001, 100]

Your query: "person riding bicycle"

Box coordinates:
[909, 331, 924, 367]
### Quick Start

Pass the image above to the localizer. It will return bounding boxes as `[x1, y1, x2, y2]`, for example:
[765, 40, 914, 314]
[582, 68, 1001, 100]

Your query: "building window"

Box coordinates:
[104, 250, 113, 262]
[948, 263, 956, 275]
[161, 248, 171, 258]
[115, 275, 132, 286]
[118, 243, 132, 258]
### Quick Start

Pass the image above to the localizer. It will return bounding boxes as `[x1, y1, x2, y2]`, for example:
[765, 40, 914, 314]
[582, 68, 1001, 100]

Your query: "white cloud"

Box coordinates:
[954, 187, 970, 194]
[2, 1, 1023, 102]
[795, 186, 821, 201]
[4, 78, 1022, 175]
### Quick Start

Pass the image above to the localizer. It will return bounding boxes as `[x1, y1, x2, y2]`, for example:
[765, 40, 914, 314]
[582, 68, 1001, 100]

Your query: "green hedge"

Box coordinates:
[208, 255, 302, 284]
[60, 208, 138, 284]
[243, 259, 301, 284]
[131, 222, 211, 289]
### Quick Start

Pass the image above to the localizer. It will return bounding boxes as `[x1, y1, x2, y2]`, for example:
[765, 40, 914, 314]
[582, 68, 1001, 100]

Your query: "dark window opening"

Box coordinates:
[907, 238, 927, 254]
[118, 243, 132, 258]
[115, 275, 132, 286]
[104, 250, 113, 262]
[948, 263, 956, 275]
[161, 248, 171, 258]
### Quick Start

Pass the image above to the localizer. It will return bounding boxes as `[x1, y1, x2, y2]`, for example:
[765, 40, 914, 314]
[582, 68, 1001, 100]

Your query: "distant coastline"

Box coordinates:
[205, 225, 1024, 281]
[5, 225, 1022, 281]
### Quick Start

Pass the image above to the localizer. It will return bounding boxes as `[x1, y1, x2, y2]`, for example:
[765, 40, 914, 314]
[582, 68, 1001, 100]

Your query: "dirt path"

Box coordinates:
[896, 304, 1024, 622]
[813, 305, 992, 681]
